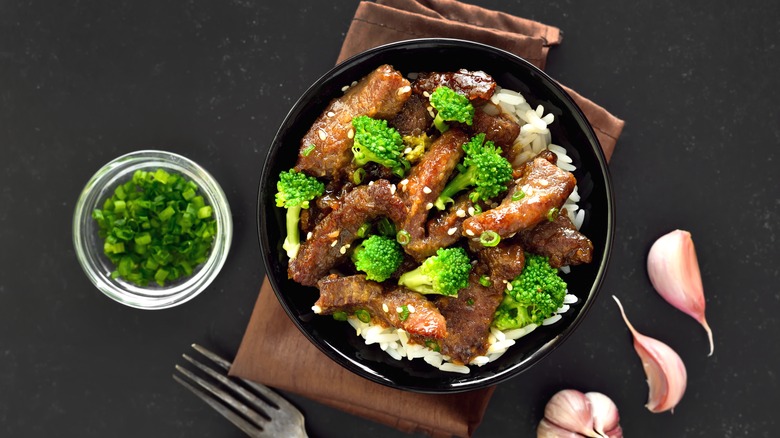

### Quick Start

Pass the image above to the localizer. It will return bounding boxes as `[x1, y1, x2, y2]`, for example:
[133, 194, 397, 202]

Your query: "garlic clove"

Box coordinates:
[585, 392, 619, 436]
[647, 229, 714, 356]
[537, 418, 588, 438]
[543, 390, 599, 437]
[604, 425, 623, 438]
[613, 296, 687, 413]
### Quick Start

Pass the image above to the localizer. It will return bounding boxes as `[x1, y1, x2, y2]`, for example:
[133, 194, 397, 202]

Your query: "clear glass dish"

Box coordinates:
[73, 150, 232, 309]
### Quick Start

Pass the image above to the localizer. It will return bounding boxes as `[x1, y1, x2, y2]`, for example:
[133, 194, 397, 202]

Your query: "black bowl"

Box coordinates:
[257, 39, 614, 393]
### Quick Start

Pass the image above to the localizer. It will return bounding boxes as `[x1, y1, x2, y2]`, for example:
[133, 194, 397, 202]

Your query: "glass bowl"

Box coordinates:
[73, 150, 232, 309]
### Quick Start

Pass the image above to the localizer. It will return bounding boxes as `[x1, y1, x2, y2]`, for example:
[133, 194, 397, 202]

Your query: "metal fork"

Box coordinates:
[173, 343, 308, 437]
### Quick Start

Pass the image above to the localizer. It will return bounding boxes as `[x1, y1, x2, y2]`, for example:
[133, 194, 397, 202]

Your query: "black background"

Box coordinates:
[1, 1, 778, 437]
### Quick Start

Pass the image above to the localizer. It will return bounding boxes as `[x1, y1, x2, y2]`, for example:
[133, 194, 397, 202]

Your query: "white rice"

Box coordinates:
[339, 85, 586, 373]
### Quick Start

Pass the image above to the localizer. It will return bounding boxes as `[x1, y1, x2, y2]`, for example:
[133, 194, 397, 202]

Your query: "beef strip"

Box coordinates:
[462, 155, 576, 240]
[432, 241, 526, 365]
[398, 128, 469, 261]
[518, 208, 593, 267]
[412, 69, 497, 104]
[471, 109, 521, 150]
[407, 194, 473, 260]
[288, 179, 406, 286]
[294, 64, 411, 180]
[314, 275, 447, 339]
[390, 94, 432, 137]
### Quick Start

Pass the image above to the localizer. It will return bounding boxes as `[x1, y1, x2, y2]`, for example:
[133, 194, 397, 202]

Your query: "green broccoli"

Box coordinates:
[429, 86, 474, 133]
[491, 253, 567, 331]
[401, 133, 433, 163]
[351, 115, 410, 177]
[352, 235, 404, 282]
[275, 169, 325, 259]
[398, 247, 472, 297]
[434, 133, 513, 210]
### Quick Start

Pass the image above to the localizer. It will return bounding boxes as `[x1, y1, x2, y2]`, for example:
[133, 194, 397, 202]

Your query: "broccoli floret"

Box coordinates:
[429, 86, 474, 133]
[351, 115, 410, 177]
[492, 254, 567, 331]
[352, 235, 404, 282]
[401, 133, 433, 163]
[434, 133, 513, 209]
[398, 247, 472, 297]
[275, 169, 325, 259]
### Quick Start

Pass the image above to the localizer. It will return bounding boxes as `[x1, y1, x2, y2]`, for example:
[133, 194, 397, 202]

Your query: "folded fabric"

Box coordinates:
[231, 1, 624, 437]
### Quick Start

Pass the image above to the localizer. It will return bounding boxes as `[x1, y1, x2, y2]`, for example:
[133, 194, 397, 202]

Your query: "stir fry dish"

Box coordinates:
[276, 64, 594, 370]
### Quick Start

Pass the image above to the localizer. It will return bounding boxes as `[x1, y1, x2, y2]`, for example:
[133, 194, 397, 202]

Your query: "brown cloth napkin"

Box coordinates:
[230, 1, 624, 437]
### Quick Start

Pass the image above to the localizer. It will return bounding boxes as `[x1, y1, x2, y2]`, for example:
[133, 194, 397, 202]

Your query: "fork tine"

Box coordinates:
[173, 374, 263, 438]
[190, 343, 297, 412]
[174, 364, 270, 429]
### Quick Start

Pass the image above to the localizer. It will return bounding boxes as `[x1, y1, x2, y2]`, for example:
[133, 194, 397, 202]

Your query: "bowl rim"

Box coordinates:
[257, 38, 615, 392]
[73, 149, 233, 310]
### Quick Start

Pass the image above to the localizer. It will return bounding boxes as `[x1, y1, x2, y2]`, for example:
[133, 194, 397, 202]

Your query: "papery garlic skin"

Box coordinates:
[647, 229, 714, 356]
[537, 418, 588, 438]
[543, 389, 598, 437]
[585, 392, 620, 436]
[613, 296, 687, 413]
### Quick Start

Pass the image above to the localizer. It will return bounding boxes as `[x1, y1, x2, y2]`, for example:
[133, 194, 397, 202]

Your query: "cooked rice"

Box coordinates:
[340, 84, 586, 373]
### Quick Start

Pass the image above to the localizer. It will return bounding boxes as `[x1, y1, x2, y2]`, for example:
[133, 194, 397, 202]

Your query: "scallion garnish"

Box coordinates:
[479, 230, 500, 247]
[92, 168, 217, 287]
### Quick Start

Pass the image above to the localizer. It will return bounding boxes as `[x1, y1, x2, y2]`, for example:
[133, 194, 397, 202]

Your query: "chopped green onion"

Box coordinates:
[355, 223, 371, 238]
[396, 230, 411, 246]
[377, 217, 395, 237]
[473, 203, 482, 214]
[479, 275, 492, 287]
[547, 207, 560, 222]
[92, 168, 218, 287]
[333, 311, 348, 321]
[466, 298, 475, 306]
[355, 309, 371, 323]
[512, 190, 526, 201]
[352, 168, 366, 184]
[398, 305, 410, 322]
[302, 143, 316, 157]
[479, 230, 500, 247]
[424, 340, 441, 352]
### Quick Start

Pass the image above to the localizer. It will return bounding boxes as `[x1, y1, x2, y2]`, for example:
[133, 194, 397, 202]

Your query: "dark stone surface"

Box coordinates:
[1, 1, 777, 436]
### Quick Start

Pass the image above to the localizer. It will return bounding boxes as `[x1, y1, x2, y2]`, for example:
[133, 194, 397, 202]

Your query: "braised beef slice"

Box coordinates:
[400, 128, 469, 261]
[471, 109, 521, 150]
[315, 275, 447, 339]
[390, 94, 433, 137]
[412, 69, 497, 104]
[288, 179, 406, 286]
[294, 65, 411, 180]
[519, 209, 593, 267]
[462, 155, 576, 239]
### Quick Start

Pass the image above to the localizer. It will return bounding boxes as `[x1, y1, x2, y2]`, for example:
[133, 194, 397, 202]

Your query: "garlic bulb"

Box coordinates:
[647, 229, 714, 356]
[613, 296, 687, 413]
[537, 389, 620, 437]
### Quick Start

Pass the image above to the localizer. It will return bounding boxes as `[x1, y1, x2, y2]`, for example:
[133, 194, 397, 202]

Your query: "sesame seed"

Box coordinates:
[382, 303, 389, 312]
[331, 240, 338, 247]
[390, 184, 397, 195]
[396, 307, 403, 313]
[404, 147, 412, 154]
[368, 180, 374, 186]
[306, 231, 313, 240]
[423, 186, 432, 194]
[408, 305, 416, 313]
[447, 227, 458, 235]
[347, 128, 354, 139]
[423, 91, 430, 97]
[399, 179, 409, 186]
[467, 206, 475, 216]
[318, 129, 327, 140]
[327, 230, 340, 238]
[351, 81, 357, 86]
[538, 178, 549, 187]
[397, 85, 411, 95]
[341, 85, 350, 92]
[426, 202, 433, 210]
[312, 305, 322, 314]
[506, 283, 514, 291]
[344, 244, 351, 249]
[465, 229, 475, 236]
[339, 246, 347, 255]
[456, 209, 466, 217]
[327, 111, 335, 117]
